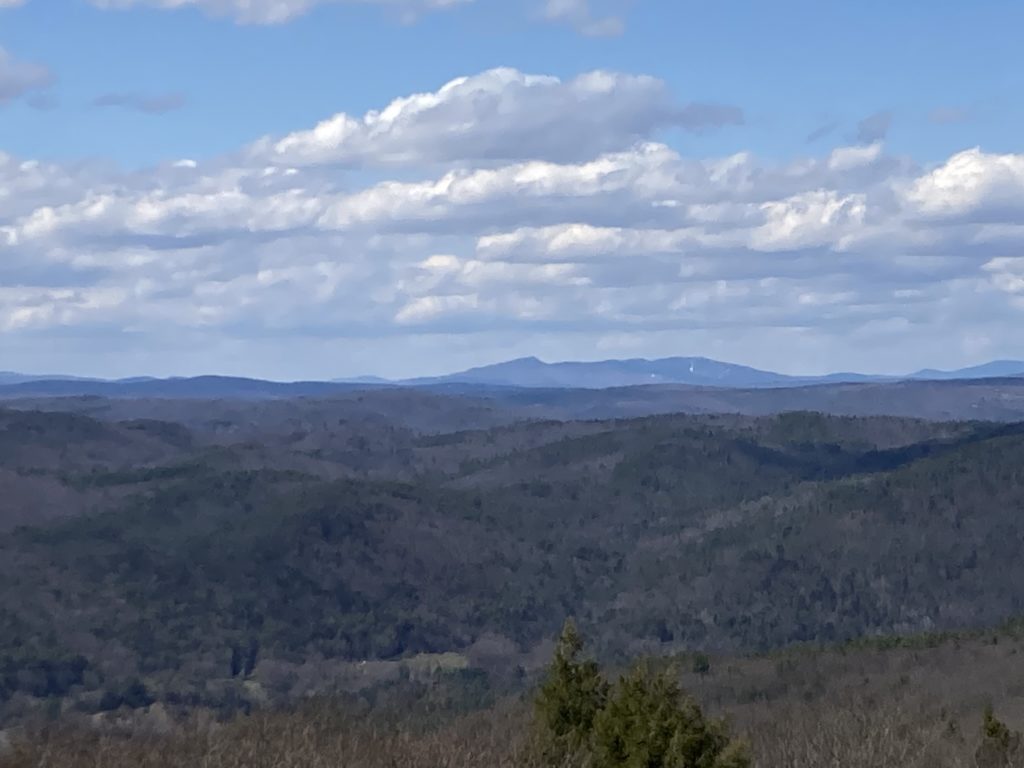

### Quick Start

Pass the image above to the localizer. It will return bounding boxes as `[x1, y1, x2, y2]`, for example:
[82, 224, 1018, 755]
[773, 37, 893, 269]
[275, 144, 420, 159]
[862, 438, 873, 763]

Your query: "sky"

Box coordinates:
[1, 0, 1024, 380]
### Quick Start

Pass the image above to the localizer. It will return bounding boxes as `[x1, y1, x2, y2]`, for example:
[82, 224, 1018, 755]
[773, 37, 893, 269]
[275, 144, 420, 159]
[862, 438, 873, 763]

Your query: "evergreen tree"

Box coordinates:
[591, 663, 749, 768]
[534, 619, 609, 765]
[533, 623, 748, 768]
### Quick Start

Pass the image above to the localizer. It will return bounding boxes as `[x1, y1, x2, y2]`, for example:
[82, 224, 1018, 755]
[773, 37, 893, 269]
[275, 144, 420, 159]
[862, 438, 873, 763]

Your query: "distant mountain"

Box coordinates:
[0, 375, 371, 400]
[401, 356, 886, 389]
[1, 356, 1022, 397]
[0, 372, 99, 385]
[406, 356, 1024, 389]
[912, 360, 1024, 380]
[333, 375, 392, 385]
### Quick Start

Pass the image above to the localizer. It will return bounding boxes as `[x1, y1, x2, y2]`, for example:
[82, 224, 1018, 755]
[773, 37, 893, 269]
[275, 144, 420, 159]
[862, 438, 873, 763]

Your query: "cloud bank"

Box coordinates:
[1, 67, 1022, 378]
[252, 69, 742, 167]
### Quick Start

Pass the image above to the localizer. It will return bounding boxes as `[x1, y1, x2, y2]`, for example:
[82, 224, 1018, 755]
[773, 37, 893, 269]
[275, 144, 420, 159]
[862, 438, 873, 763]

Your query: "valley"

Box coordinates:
[3, 391, 1024, 737]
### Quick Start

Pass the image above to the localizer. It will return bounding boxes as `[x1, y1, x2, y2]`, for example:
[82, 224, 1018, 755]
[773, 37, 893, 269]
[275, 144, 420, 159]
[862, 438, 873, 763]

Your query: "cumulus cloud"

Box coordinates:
[827, 142, 883, 172]
[3, 68, 1024, 377]
[0, 47, 53, 105]
[903, 148, 1024, 219]
[92, 91, 186, 114]
[252, 68, 743, 167]
[984, 257, 1024, 295]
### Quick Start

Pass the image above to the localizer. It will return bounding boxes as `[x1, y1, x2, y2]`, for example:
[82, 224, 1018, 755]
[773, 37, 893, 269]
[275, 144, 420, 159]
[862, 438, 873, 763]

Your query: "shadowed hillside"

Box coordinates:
[4, 404, 1024, 730]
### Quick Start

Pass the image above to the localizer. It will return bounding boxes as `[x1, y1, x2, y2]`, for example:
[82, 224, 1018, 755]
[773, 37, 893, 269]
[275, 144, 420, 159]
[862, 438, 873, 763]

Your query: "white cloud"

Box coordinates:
[828, 142, 883, 172]
[395, 293, 479, 324]
[984, 257, 1024, 295]
[752, 190, 867, 252]
[3, 68, 1024, 378]
[476, 224, 698, 262]
[904, 148, 1024, 219]
[253, 68, 742, 167]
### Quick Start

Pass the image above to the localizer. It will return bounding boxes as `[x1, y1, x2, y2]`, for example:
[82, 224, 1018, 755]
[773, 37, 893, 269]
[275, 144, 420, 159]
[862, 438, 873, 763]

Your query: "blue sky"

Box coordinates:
[1, 0, 1024, 379]
[4, 0, 1020, 166]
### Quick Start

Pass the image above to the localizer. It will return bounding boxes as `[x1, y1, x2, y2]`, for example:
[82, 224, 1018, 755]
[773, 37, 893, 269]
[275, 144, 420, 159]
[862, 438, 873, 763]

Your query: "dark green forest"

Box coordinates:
[2, 397, 1024, 729]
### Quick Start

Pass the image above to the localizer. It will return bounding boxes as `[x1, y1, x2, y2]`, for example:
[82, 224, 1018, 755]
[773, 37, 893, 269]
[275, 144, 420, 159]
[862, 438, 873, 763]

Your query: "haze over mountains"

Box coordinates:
[4, 356, 1024, 395]
[3, 375, 1024, 426]
[398, 356, 1024, 388]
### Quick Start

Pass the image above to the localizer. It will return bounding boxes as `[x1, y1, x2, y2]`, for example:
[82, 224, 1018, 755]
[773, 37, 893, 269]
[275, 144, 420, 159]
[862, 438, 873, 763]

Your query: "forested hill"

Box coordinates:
[5, 375, 1024, 423]
[3, 403, 1024, 725]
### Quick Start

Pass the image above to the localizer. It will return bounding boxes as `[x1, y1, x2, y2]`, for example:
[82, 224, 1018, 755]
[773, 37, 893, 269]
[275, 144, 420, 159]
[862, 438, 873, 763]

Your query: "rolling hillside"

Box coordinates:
[3, 405, 1024, 728]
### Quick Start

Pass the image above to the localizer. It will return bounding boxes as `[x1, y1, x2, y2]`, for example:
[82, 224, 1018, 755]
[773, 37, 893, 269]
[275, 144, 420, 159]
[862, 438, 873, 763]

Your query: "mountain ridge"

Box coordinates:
[2, 356, 1023, 395]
